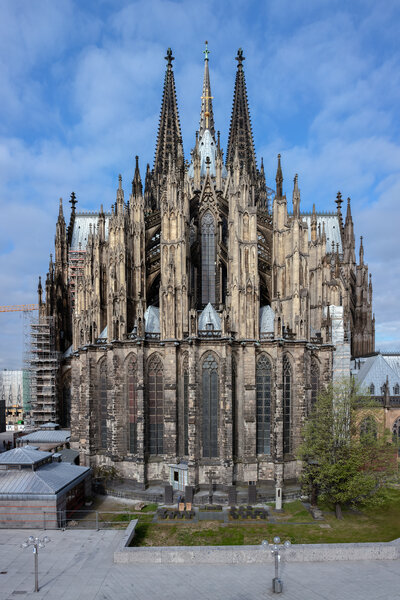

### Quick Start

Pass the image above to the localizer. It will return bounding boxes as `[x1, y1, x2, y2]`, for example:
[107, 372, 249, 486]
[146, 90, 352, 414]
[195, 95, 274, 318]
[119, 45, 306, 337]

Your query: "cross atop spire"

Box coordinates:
[236, 47, 245, 66]
[165, 47, 174, 67]
[203, 40, 210, 61]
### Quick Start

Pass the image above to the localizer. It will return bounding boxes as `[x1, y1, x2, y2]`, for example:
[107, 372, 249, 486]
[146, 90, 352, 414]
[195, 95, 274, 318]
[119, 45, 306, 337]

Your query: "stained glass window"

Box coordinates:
[283, 356, 292, 454]
[256, 355, 271, 454]
[201, 211, 216, 304]
[99, 359, 107, 450]
[126, 356, 137, 454]
[311, 359, 319, 410]
[202, 353, 218, 457]
[147, 355, 164, 455]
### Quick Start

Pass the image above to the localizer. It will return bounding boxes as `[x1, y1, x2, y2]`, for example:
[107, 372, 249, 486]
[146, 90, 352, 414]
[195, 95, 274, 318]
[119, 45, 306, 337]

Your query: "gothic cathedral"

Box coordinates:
[39, 46, 374, 490]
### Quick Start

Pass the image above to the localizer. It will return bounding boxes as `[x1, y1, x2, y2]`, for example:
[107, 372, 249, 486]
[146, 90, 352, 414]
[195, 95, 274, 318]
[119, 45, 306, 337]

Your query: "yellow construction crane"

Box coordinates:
[0, 304, 39, 313]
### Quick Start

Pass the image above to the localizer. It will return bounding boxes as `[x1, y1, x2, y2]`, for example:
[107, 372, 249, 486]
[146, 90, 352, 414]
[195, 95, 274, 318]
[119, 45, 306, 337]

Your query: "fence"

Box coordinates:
[0, 508, 140, 530]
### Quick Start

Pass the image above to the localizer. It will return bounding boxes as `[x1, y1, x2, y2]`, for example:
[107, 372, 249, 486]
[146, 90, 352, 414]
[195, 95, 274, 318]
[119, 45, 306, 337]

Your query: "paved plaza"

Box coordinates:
[0, 528, 399, 599]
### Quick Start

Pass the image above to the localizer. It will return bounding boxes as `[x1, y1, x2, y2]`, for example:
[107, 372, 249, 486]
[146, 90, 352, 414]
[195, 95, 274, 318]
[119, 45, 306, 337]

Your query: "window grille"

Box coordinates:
[283, 356, 292, 454]
[147, 355, 164, 455]
[202, 353, 218, 457]
[256, 355, 271, 454]
[201, 212, 216, 304]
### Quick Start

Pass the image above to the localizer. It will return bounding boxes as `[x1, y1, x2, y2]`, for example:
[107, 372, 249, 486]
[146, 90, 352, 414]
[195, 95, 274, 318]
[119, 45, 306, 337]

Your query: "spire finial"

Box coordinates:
[69, 191, 77, 213]
[236, 47, 245, 66]
[203, 40, 210, 61]
[276, 154, 283, 197]
[165, 47, 174, 67]
[118, 174, 122, 189]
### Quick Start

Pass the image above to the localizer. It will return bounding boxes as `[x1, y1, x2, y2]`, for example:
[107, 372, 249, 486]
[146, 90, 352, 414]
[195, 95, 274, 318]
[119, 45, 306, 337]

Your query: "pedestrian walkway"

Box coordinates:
[0, 529, 399, 599]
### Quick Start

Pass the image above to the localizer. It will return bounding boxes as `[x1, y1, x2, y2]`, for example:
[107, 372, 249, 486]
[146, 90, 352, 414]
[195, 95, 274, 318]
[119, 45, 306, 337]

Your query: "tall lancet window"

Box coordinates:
[283, 356, 292, 454]
[147, 354, 164, 455]
[310, 359, 319, 411]
[202, 353, 219, 457]
[126, 356, 138, 454]
[256, 355, 272, 454]
[98, 359, 108, 450]
[201, 211, 216, 305]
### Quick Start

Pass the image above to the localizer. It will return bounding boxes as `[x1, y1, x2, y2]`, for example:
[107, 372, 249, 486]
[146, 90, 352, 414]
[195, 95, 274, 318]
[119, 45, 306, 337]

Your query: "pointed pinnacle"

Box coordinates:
[276, 154, 283, 197]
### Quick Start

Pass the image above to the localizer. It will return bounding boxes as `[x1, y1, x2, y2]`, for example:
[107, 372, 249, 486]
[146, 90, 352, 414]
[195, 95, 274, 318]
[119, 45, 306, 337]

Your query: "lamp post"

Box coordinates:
[262, 537, 291, 593]
[21, 535, 50, 592]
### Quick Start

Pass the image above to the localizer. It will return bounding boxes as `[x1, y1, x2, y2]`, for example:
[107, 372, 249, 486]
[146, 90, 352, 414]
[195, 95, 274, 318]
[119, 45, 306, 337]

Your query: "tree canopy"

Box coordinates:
[298, 379, 398, 518]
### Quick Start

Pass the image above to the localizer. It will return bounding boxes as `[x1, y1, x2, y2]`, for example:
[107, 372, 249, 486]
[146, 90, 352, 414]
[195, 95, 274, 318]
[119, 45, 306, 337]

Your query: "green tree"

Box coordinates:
[298, 379, 397, 519]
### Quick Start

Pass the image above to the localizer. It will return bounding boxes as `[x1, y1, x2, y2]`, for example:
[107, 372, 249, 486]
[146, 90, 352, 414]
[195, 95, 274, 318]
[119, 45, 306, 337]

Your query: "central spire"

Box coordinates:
[199, 41, 215, 139]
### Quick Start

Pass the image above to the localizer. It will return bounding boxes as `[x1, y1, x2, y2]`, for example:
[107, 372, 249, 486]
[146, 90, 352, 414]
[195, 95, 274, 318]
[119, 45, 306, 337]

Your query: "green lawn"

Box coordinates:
[131, 487, 400, 547]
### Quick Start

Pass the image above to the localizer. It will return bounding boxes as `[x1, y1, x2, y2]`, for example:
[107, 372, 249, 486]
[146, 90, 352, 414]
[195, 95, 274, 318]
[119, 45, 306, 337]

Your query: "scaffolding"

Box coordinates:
[28, 315, 60, 426]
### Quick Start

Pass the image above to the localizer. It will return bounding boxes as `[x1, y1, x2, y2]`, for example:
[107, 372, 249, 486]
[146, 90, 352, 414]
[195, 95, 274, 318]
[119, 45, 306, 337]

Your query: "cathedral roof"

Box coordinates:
[199, 303, 221, 331]
[351, 353, 400, 394]
[70, 213, 110, 251]
[301, 214, 342, 253]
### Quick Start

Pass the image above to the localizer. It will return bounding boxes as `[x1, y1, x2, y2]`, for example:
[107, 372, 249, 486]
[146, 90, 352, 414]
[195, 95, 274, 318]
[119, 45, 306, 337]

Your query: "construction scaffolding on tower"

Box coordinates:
[28, 314, 60, 426]
[68, 246, 85, 310]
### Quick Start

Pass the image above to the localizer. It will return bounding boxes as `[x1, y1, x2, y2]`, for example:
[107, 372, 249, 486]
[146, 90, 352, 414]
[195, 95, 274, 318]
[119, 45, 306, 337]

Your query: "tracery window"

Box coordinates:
[98, 359, 108, 450]
[202, 353, 218, 457]
[201, 211, 216, 305]
[147, 355, 164, 455]
[126, 356, 138, 454]
[393, 417, 400, 456]
[360, 415, 377, 441]
[310, 359, 319, 410]
[183, 356, 189, 456]
[256, 355, 272, 454]
[232, 357, 237, 457]
[283, 356, 292, 454]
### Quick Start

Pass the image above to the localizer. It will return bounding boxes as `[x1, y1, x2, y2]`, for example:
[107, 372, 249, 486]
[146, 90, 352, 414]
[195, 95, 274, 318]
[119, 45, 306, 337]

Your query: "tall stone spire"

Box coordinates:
[153, 48, 183, 179]
[132, 155, 142, 197]
[199, 41, 215, 139]
[226, 48, 256, 175]
[275, 154, 283, 198]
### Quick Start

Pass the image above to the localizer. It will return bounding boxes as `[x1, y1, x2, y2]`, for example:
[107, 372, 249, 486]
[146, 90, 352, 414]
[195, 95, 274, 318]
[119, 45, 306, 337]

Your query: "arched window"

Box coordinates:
[283, 356, 292, 454]
[369, 383, 375, 395]
[393, 417, 400, 456]
[201, 211, 216, 305]
[182, 355, 189, 456]
[126, 356, 137, 454]
[311, 359, 319, 410]
[98, 359, 108, 450]
[256, 355, 272, 454]
[147, 355, 164, 455]
[394, 383, 400, 396]
[61, 378, 71, 428]
[360, 415, 377, 441]
[202, 353, 218, 457]
[232, 357, 237, 458]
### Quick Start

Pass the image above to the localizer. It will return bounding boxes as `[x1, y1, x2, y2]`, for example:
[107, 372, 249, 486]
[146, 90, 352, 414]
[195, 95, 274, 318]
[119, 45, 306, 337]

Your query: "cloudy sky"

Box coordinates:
[1, 0, 400, 369]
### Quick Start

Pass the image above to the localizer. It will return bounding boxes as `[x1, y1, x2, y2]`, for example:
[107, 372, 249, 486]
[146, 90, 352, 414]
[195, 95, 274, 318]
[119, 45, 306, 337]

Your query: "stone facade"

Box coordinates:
[39, 47, 374, 489]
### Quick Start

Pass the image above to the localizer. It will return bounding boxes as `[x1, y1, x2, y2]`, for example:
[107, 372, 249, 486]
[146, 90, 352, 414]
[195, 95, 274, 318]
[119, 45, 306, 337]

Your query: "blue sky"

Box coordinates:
[1, 0, 400, 368]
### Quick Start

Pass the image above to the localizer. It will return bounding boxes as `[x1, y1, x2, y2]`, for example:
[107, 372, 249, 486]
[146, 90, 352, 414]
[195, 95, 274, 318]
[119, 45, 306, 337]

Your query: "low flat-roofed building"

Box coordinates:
[16, 428, 71, 452]
[0, 446, 91, 528]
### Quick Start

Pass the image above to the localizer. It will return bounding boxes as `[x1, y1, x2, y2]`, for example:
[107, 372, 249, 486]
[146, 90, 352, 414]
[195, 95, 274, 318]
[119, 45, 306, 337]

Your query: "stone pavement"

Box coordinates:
[0, 528, 399, 600]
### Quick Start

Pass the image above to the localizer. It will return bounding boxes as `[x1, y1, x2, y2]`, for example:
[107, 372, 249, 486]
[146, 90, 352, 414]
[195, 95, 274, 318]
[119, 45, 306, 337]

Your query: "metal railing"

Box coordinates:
[0, 509, 141, 531]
